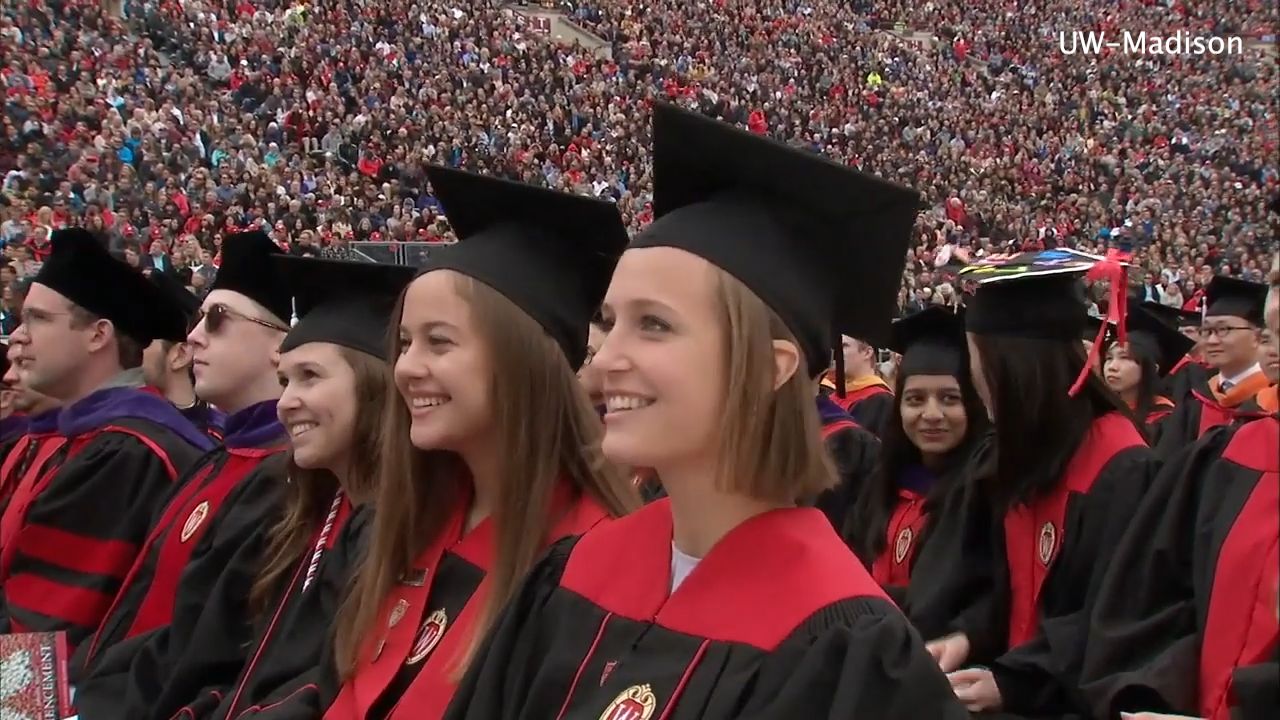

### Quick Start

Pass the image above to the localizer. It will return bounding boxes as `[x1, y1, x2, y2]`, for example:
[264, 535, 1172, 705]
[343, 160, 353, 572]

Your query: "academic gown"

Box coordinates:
[987, 412, 1158, 717]
[1079, 417, 1279, 720]
[326, 480, 610, 720]
[1153, 371, 1271, 461]
[73, 403, 289, 720]
[443, 498, 969, 720]
[0, 408, 59, 518]
[148, 493, 362, 720]
[0, 386, 210, 649]
[0, 413, 28, 454]
[812, 394, 879, 535]
[1161, 356, 1210, 404]
[826, 381, 894, 438]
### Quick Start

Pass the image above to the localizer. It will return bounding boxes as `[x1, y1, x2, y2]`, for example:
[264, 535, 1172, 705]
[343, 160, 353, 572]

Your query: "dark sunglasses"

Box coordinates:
[192, 303, 289, 335]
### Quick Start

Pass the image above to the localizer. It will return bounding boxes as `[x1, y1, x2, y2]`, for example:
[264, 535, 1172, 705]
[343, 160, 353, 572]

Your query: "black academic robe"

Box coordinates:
[988, 412, 1158, 717]
[1080, 417, 1279, 720]
[826, 382, 894, 439]
[1161, 356, 1210, 404]
[0, 409, 59, 518]
[1153, 370, 1271, 461]
[0, 413, 28, 456]
[0, 386, 210, 650]
[813, 394, 879, 535]
[443, 499, 969, 720]
[146, 493, 361, 720]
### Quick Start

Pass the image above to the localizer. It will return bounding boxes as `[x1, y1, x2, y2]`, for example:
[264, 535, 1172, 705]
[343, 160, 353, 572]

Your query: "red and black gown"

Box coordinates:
[1154, 370, 1271, 460]
[0, 408, 60, 518]
[72, 401, 289, 716]
[443, 498, 969, 720]
[0, 385, 210, 650]
[986, 412, 1158, 716]
[813, 394, 879, 535]
[325, 480, 611, 720]
[1161, 355, 1210, 404]
[1080, 416, 1279, 720]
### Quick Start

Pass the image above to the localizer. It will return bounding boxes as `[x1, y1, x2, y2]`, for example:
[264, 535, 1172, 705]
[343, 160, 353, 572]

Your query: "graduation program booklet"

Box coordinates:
[0, 631, 71, 720]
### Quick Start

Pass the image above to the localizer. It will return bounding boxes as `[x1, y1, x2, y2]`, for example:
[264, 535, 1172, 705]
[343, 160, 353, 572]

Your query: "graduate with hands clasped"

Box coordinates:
[323, 166, 639, 720]
[444, 103, 967, 720]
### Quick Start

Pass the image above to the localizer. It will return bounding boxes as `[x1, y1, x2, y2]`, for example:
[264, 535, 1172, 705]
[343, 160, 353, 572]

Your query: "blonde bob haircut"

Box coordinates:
[712, 267, 836, 504]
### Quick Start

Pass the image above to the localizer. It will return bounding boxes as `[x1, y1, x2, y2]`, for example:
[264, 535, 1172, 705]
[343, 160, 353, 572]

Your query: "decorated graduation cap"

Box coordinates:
[274, 256, 417, 360]
[1203, 275, 1266, 327]
[1124, 303, 1195, 377]
[419, 165, 629, 369]
[33, 228, 162, 344]
[633, 103, 919, 379]
[888, 306, 967, 378]
[1138, 300, 1201, 329]
[149, 270, 201, 343]
[210, 230, 293, 324]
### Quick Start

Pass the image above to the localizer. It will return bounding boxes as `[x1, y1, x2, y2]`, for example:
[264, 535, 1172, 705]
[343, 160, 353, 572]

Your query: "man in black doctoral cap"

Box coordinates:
[74, 230, 293, 678]
[143, 270, 226, 440]
[0, 228, 212, 651]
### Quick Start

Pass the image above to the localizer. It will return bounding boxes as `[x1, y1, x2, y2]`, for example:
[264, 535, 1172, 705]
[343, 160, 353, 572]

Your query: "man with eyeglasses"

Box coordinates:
[1154, 275, 1270, 460]
[0, 229, 213, 651]
[142, 270, 226, 441]
[74, 230, 292, 683]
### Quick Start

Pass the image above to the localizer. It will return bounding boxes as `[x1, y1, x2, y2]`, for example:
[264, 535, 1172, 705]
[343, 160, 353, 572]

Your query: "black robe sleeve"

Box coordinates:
[1152, 398, 1204, 462]
[1078, 428, 1239, 719]
[815, 424, 879, 535]
[73, 463, 284, 720]
[991, 446, 1159, 717]
[1, 433, 191, 651]
[851, 391, 894, 439]
[1230, 652, 1279, 720]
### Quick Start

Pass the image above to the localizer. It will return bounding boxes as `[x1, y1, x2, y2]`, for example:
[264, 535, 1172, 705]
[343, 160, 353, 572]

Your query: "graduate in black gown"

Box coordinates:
[444, 103, 966, 720]
[846, 307, 992, 635]
[144, 269, 226, 440]
[75, 232, 292, 689]
[323, 167, 639, 720]
[140, 258, 415, 720]
[943, 263, 1158, 717]
[0, 228, 211, 650]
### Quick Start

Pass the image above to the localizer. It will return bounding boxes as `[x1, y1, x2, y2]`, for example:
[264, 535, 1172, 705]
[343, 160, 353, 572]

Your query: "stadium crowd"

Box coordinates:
[1, 0, 1276, 337]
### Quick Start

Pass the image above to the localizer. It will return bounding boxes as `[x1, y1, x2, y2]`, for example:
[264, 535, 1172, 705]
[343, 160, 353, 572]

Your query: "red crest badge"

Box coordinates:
[1038, 522, 1057, 566]
[893, 527, 913, 564]
[405, 609, 448, 666]
[599, 684, 657, 720]
[180, 501, 210, 543]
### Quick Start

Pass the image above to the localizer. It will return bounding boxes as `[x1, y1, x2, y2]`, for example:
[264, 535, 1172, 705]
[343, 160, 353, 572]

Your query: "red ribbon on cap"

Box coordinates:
[1069, 249, 1130, 396]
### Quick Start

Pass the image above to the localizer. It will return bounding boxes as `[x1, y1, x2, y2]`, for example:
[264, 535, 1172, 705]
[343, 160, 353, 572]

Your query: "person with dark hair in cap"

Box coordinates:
[1152, 276, 1270, 460]
[445, 105, 963, 720]
[1079, 253, 1280, 720]
[73, 230, 292, 681]
[1139, 300, 1210, 403]
[0, 228, 212, 651]
[143, 269, 226, 440]
[845, 307, 994, 656]
[1102, 303, 1195, 437]
[942, 263, 1157, 717]
[326, 166, 639, 720]
[93, 257, 416, 720]
[0, 341, 60, 519]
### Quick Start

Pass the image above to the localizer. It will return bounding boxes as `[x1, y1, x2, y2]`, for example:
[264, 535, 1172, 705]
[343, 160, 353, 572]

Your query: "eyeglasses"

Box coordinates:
[193, 303, 289, 335]
[1198, 325, 1255, 340]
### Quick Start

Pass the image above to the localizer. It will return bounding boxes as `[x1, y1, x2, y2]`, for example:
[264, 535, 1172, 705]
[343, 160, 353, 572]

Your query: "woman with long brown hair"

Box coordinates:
[133, 256, 416, 720]
[322, 167, 638, 720]
[444, 104, 966, 719]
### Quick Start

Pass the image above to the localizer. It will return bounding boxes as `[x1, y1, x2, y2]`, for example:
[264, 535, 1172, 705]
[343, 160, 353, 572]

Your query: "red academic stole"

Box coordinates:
[328, 481, 608, 720]
[0, 432, 62, 508]
[1198, 419, 1279, 720]
[871, 488, 928, 589]
[1145, 396, 1175, 426]
[1004, 413, 1145, 648]
[831, 383, 890, 414]
[0, 437, 68, 570]
[1193, 372, 1273, 437]
[819, 417, 858, 441]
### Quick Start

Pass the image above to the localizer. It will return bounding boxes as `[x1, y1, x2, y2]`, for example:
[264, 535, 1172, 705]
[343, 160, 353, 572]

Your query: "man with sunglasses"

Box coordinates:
[74, 230, 293, 683]
[143, 270, 226, 441]
[1154, 275, 1271, 459]
[0, 228, 213, 651]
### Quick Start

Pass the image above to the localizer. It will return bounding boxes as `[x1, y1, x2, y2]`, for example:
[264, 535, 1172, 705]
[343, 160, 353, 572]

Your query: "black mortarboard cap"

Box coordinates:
[888, 306, 967, 378]
[419, 166, 628, 369]
[966, 272, 1089, 340]
[33, 228, 160, 344]
[210, 231, 292, 323]
[274, 257, 417, 360]
[1124, 303, 1195, 377]
[149, 271, 201, 342]
[632, 103, 920, 377]
[1139, 300, 1200, 329]
[1204, 275, 1266, 326]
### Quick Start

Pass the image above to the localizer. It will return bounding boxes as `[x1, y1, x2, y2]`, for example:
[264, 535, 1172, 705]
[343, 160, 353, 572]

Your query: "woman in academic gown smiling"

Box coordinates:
[443, 104, 967, 720]
[322, 167, 639, 720]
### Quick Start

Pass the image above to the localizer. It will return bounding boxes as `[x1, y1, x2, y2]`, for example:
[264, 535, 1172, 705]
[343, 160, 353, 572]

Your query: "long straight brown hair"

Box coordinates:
[249, 346, 391, 617]
[334, 273, 638, 677]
